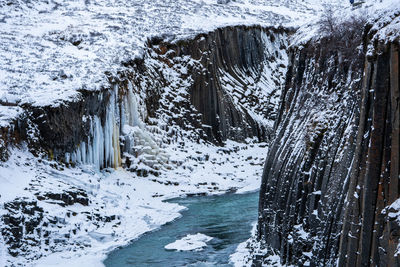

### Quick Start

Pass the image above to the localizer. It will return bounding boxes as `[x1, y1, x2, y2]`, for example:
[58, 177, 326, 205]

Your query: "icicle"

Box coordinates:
[126, 81, 141, 127]
[104, 109, 112, 167]
[69, 85, 123, 170]
[113, 122, 121, 168]
[97, 116, 105, 169]
[81, 142, 86, 164]
[87, 142, 93, 166]
[71, 151, 76, 163]
[76, 146, 81, 163]
[105, 93, 115, 168]
[65, 152, 70, 164]
[89, 116, 104, 170]
[120, 99, 126, 133]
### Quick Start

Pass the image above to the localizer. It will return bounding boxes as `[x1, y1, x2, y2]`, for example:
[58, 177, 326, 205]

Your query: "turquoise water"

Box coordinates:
[104, 191, 259, 267]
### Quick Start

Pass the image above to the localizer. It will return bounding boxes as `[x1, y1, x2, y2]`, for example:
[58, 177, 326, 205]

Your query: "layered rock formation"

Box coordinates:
[339, 36, 400, 267]
[256, 15, 400, 267]
[144, 26, 289, 144]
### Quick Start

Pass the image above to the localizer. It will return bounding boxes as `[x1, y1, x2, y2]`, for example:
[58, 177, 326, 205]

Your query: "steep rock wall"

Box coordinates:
[256, 21, 400, 267]
[145, 26, 289, 144]
[338, 39, 400, 267]
[257, 38, 363, 266]
[22, 89, 111, 160]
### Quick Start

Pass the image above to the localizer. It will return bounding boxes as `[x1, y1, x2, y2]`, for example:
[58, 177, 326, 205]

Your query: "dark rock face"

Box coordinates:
[185, 27, 277, 143]
[0, 126, 12, 161]
[256, 25, 400, 266]
[257, 38, 363, 266]
[0, 190, 115, 258]
[145, 26, 289, 144]
[21, 90, 111, 160]
[338, 41, 400, 267]
[1, 199, 45, 257]
[0, 113, 24, 161]
[35, 189, 89, 207]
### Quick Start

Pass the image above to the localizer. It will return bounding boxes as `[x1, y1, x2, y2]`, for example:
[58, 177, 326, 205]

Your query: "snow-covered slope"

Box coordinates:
[0, 141, 268, 266]
[0, 0, 326, 111]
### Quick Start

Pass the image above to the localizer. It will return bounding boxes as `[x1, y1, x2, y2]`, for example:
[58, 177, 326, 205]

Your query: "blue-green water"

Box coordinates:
[104, 191, 259, 267]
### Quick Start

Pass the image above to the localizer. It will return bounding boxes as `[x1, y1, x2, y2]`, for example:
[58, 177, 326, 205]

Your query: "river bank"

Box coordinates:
[14, 140, 268, 266]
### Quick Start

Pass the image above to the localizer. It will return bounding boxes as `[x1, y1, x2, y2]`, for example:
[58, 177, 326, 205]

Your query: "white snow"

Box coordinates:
[291, 0, 400, 46]
[0, 149, 33, 204]
[164, 233, 213, 251]
[230, 221, 257, 267]
[0, 106, 23, 127]
[384, 197, 400, 257]
[35, 254, 106, 267]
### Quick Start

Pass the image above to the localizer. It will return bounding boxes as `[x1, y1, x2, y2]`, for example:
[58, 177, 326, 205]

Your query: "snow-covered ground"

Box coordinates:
[0, 139, 267, 266]
[229, 221, 257, 267]
[229, 222, 291, 267]
[291, 0, 400, 46]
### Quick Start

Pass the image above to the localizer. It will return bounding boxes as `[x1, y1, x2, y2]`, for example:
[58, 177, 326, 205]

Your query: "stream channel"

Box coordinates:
[104, 191, 259, 266]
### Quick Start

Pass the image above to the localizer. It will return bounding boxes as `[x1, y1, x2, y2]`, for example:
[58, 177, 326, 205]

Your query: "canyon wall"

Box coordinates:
[3, 26, 288, 171]
[256, 19, 400, 266]
[145, 26, 289, 144]
[338, 39, 400, 267]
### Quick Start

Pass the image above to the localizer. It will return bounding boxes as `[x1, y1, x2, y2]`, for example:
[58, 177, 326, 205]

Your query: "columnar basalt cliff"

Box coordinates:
[5, 26, 288, 171]
[338, 36, 400, 267]
[255, 18, 400, 266]
[256, 37, 363, 266]
[145, 26, 289, 144]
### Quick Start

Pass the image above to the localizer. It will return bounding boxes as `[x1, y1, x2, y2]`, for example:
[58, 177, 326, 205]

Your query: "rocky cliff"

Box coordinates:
[143, 25, 289, 144]
[1, 26, 288, 173]
[255, 14, 400, 267]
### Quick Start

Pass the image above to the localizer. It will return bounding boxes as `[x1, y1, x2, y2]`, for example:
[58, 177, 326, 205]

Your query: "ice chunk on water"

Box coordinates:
[164, 233, 213, 251]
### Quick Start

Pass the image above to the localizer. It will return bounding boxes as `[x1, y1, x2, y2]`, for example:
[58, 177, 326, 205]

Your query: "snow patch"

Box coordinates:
[230, 221, 257, 267]
[164, 233, 213, 251]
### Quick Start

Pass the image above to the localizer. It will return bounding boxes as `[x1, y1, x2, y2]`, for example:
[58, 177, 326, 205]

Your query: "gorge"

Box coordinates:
[0, 1, 399, 266]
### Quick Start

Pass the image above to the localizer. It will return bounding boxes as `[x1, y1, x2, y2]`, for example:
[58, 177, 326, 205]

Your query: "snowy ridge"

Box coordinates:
[291, 0, 400, 46]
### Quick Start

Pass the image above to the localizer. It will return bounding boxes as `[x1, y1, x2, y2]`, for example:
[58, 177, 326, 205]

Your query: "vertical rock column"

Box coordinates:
[256, 40, 363, 266]
[338, 42, 400, 266]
